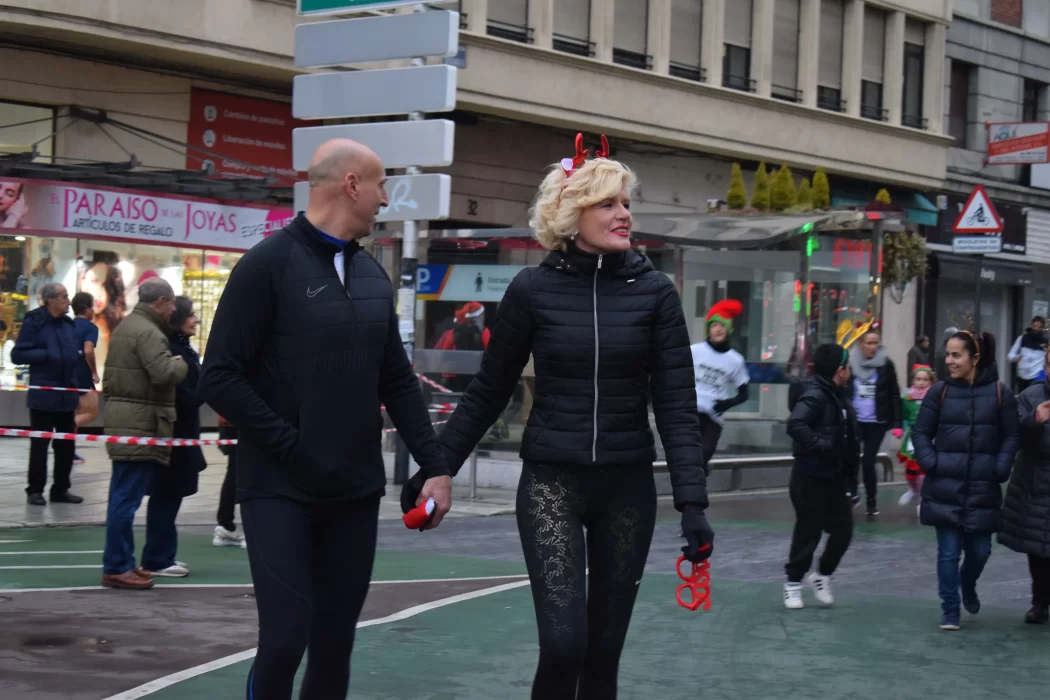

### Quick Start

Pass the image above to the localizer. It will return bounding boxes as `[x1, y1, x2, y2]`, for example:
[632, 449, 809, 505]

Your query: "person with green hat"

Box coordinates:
[690, 299, 750, 466]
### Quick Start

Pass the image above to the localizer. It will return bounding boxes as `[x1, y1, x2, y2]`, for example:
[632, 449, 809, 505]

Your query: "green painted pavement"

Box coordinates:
[145, 576, 1050, 700]
[0, 527, 526, 590]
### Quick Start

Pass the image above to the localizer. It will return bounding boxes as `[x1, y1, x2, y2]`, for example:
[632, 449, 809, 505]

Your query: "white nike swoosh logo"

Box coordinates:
[306, 285, 327, 298]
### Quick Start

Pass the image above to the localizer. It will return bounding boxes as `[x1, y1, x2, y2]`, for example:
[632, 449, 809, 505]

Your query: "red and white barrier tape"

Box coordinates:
[0, 428, 235, 446]
[416, 373, 454, 394]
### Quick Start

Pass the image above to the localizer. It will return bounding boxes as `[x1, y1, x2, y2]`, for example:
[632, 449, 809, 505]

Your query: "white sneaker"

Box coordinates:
[784, 583, 804, 609]
[213, 525, 246, 548]
[898, 490, 915, 506]
[149, 563, 189, 578]
[805, 572, 834, 606]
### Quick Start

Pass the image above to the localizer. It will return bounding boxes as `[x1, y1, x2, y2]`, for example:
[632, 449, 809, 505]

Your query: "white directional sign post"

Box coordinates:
[292, 3, 459, 483]
[952, 185, 1004, 332]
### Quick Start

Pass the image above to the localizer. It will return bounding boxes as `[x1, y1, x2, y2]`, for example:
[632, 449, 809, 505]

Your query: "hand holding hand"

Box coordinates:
[680, 506, 714, 563]
[892, 428, 903, 439]
[1035, 401, 1050, 425]
[417, 475, 453, 530]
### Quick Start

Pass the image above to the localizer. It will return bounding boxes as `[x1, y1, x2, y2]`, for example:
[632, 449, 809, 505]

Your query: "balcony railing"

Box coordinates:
[669, 61, 707, 83]
[552, 33, 595, 58]
[771, 85, 803, 103]
[902, 114, 929, 130]
[861, 104, 889, 122]
[723, 73, 757, 93]
[613, 48, 652, 70]
[817, 95, 846, 113]
[487, 20, 533, 44]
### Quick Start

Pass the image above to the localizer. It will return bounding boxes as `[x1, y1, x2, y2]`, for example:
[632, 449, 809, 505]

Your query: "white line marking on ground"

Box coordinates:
[0, 539, 31, 544]
[100, 578, 532, 700]
[0, 550, 103, 555]
[0, 565, 99, 570]
[1, 573, 529, 594]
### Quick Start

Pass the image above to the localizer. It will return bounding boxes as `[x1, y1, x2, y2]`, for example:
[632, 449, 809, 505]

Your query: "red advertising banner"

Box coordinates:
[186, 89, 304, 182]
[986, 122, 1050, 165]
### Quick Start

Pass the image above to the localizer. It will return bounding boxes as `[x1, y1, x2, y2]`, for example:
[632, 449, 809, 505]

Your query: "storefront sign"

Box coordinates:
[186, 89, 300, 182]
[298, 0, 424, 15]
[417, 264, 527, 302]
[986, 122, 1050, 165]
[1, 178, 293, 251]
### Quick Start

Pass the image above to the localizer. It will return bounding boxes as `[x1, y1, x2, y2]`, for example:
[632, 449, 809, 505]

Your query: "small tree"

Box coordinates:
[726, 163, 748, 209]
[771, 163, 798, 211]
[798, 178, 813, 208]
[812, 167, 831, 209]
[751, 162, 771, 211]
[876, 188, 892, 204]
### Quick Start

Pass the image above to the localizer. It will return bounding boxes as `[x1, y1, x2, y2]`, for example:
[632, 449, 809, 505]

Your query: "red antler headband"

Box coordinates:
[560, 133, 611, 177]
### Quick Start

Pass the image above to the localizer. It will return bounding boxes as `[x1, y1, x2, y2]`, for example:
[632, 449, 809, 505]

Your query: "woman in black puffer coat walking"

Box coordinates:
[403, 134, 711, 699]
[998, 348, 1050, 625]
[912, 330, 1020, 631]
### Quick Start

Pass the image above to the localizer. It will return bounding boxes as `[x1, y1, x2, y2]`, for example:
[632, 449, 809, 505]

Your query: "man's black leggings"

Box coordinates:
[516, 462, 657, 700]
[241, 493, 380, 700]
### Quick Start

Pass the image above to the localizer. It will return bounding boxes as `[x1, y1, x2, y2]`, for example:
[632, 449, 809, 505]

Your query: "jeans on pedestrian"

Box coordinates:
[142, 494, 183, 571]
[102, 461, 156, 575]
[935, 526, 992, 617]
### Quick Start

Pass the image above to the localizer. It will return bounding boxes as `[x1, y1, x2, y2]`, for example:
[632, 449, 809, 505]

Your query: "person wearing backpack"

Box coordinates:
[911, 330, 1021, 631]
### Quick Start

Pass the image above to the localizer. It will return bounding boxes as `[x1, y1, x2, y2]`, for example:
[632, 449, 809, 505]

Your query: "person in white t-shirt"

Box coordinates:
[690, 299, 750, 466]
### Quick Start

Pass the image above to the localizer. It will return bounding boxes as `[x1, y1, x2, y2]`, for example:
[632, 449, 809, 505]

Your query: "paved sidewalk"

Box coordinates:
[0, 437, 516, 529]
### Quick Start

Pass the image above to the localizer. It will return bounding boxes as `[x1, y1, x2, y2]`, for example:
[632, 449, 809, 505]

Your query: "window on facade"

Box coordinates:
[1023, 80, 1045, 122]
[724, 0, 753, 91]
[818, 0, 844, 111]
[724, 45, 753, 92]
[488, 0, 531, 43]
[613, 0, 650, 69]
[954, 0, 987, 19]
[554, 0, 593, 56]
[772, 0, 801, 102]
[670, 0, 704, 81]
[949, 61, 974, 147]
[902, 43, 926, 129]
[861, 6, 885, 120]
[991, 0, 1023, 28]
[1024, 0, 1050, 38]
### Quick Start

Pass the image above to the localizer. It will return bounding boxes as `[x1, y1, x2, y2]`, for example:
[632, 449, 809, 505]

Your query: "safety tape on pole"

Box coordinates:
[2, 375, 453, 396]
[416, 373, 454, 394]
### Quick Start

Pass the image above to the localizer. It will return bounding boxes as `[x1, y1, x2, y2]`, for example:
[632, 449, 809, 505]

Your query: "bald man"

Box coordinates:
[199, 138, 453, 700]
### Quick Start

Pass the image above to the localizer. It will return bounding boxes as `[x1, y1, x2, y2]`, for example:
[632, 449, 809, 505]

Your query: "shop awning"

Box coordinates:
[630, 209, 906, 249]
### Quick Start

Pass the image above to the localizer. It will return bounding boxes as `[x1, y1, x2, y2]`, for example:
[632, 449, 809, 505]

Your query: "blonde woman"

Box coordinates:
[402, 134, 712, 697]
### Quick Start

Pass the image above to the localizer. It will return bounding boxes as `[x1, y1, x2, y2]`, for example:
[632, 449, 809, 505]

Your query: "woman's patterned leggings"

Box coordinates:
[515, 462, 658, 700]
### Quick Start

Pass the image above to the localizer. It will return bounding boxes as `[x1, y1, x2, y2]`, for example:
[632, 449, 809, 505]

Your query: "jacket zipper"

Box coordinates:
[592, 254, 602, 462]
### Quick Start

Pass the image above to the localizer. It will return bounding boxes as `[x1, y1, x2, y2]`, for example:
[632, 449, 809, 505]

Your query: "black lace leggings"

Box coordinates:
[516, 462, 658, 700]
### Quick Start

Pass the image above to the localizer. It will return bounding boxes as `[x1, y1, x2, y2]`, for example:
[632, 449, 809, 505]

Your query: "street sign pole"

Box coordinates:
[975, 255, 983, 333]
[394, 3, 427, 486]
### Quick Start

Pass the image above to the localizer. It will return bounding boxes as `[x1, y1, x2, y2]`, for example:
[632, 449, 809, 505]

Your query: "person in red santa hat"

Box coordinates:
[433, 301, 490, 391]
[690, 300, 750, 465]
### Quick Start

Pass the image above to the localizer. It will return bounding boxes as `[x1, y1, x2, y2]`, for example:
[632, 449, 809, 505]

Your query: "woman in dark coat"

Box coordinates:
[141, 296, 206, 578]
[998, 348, 1050, 624]
[912, 330, 1021, 631]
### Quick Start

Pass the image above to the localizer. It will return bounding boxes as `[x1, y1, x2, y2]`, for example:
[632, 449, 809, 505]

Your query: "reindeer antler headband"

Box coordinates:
[560, 133, 611, 178]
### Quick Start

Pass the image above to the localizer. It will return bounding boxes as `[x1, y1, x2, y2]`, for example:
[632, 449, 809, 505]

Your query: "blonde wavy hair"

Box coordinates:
[528, 157, 638, 251]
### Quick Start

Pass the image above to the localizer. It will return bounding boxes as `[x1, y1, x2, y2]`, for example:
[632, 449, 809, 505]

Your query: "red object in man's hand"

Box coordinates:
[676, 549, 712, 611]
[403, 498, 436, 530]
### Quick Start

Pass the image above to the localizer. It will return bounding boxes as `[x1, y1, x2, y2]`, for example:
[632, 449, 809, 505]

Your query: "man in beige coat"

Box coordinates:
[100, 278, 186, 590]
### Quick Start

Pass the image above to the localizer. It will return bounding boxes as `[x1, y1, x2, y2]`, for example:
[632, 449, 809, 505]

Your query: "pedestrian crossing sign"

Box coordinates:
[952, 185, 1003, 234]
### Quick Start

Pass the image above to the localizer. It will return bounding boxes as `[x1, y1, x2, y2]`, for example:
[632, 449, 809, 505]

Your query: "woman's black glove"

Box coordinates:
[680, 505, 714, 562]
[399, 470, 427, 515]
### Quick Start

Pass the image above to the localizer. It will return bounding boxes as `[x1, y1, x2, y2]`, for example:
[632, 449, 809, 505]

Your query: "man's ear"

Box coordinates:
[343, 172, 359, 200]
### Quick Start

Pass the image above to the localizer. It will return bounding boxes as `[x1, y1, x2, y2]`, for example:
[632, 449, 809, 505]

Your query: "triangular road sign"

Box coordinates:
[953, 185, 1003, 234]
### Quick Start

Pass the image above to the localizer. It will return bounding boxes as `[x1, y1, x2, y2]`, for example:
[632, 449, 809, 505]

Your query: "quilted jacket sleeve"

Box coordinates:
[996, 386, 1021, 482]
[786, 390, 833, 456]
[438, 269, 535, 474]
[649, 276, 708, 511]
[911, 383, 942, 476]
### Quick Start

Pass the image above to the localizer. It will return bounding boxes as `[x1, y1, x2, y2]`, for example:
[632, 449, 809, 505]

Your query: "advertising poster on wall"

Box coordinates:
[186, 88, 305, 183]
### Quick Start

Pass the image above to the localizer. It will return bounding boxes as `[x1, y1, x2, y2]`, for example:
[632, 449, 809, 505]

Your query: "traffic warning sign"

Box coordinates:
[952, 185, 1003, 234]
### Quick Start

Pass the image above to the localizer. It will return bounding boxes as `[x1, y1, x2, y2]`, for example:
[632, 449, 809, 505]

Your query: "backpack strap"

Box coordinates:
[940, 383, 948, 408]
[997, 381, 1002, 408]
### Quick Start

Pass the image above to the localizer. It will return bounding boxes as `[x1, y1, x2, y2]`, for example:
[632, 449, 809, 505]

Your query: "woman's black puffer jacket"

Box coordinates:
[437, 245, 708, 510]
[912, 366, 1021, 533]
[998, 379, 1050, 557]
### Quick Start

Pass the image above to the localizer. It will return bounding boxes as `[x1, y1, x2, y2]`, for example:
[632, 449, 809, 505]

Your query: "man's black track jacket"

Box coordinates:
[197, 214, 449, 504]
